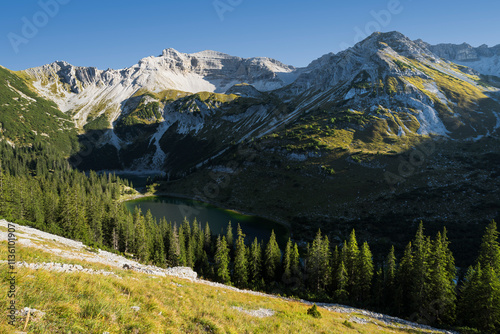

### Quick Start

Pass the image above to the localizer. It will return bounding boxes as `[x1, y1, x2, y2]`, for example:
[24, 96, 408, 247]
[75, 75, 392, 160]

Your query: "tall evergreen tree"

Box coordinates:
[357, 241, 374, 304]
[233, 224, 248, 287]
[178, 224, 187, 266]
[151, 225, 165, 266]
[459, 221, 500, 332]
[345, 229, 360, 300]
[334, 261, 349, 303]
[306, 229, 331, 293]
[384, 246, 397, 309]
[133, 208, 148, 262]
[427, 230, 456, 325]
[215, 235, 231, 284]
[282, 238, 293, 284]
[264, 230, 281, 283]
[204, 222, 212, 251]
[396, 242, 414, 316]
[410, 222, 431, 320]
[168, 223, 181, 266]
[291, 242, 301, 277]
[248, 237, 263, 288]
[459, 263, 500, 332]
[226, 221, 233, 248]
[477, 220, 500, 272]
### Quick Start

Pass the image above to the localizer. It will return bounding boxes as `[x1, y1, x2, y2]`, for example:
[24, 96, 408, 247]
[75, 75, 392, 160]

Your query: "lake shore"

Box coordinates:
[123, 191, 292, 230]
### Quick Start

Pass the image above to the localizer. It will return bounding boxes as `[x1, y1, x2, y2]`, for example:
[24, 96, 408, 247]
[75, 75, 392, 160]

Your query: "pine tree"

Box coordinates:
[226, 221, 233, 248]
[215, 235, 231, 284]
[427, 230, 456, 325]
[396, 242, 413, 316]
[199, 250, 211, 279]
[459, 263, 500, 332]
[86, 190, 103, 245]
[204, 222, 212, 251]
[330, 245, 340, 292]
[477, 220, 500, 272]
[306, 229, 331, 292]
[411, 222, 431, 319]
[384, 246, 397, 309]
[291, 242, 300, 277]
[168, 223, 181, 266]
[178, 224, 187, 266]
[459, 221, 500, 332]
[357, 241, 374, 304]
[345, 229, 360, 301]
[233, 224, 248, 287]
[372, 267, 384, 309]
[248, 237, 263, 288]
[133, 208, 148, 262]
[334, 261, 349, 303]
[264, 230, 281, 283]
[151, 225, 165, 266]
[282, 238, 293, 284]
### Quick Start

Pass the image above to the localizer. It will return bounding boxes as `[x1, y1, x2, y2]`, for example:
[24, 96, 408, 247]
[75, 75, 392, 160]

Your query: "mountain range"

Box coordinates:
[1, 31, 499, 256]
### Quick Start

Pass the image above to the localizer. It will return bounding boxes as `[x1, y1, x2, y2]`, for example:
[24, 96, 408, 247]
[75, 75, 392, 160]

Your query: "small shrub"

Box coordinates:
[307, 304, 321, 318]
[343, 320, 354, 328]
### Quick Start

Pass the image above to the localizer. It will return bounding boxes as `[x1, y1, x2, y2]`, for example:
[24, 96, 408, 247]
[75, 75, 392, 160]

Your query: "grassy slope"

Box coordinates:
[0, 67, 78, 154]
[0, 239, 439, 334]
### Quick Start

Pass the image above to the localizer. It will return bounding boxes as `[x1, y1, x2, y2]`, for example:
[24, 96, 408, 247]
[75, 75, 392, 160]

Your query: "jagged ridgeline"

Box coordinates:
[7, 32, 500, 177]
[0, 66, 78, 154]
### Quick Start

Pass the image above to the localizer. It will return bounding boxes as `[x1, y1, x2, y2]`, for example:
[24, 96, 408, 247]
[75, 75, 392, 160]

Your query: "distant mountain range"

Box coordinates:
[419, 40, 500, 77]
[2, 31, 498, 174]
[1, 31, 499, 262]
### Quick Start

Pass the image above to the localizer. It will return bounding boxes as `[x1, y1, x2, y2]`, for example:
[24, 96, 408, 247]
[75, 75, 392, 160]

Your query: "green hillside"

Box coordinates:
[0, 66, 78, 154]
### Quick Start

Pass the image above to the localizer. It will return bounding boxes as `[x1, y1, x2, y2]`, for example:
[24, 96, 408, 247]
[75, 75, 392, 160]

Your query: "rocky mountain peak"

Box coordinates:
[354, 31, 433, 59]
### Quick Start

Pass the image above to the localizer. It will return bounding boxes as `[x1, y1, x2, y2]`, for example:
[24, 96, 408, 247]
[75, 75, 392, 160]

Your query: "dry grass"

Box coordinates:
[0, 242, 440, 333]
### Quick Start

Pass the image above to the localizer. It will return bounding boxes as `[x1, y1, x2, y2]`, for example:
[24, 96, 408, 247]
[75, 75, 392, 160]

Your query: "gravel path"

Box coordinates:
[1, 219, 457, 333]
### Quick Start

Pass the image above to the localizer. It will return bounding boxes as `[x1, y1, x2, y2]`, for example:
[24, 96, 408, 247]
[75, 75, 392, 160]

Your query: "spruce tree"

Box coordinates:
[264, 230, 281, 283]
[282, 238, 293, 284]
[291, 242, 301, 277]
[178, 224, 187, 266]
[306, 229, 331, 292]
[168, 223, 181, 266]
[233, 224, 248, 287]
[427, 230, 456, 325]
[477, 220, 500, 272]
[215, 235, 231, 284]
[151, 225, 165, 266]
[459, 263, 500, 332]
[459, 221, 500, 332]
[204, 222, 212, 251]
[334, 261, 349, 303]
[134, 208, 148, 262]
[226, 221, 233, 248]
[248, 237, 263, 288]
[411, 222, 431, 320]
[396, 242, 413, 316]
[357, 241, 374, 304]
[345, 229, 360, 300]
[384, 246, 397, 309]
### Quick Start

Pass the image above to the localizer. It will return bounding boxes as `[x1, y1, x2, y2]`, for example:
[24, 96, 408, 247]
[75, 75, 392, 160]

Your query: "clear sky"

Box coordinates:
[0, 0, 499, 70]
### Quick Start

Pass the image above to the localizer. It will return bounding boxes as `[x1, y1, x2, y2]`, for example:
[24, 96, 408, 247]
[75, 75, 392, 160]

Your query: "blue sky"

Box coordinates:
[1, 0, 499, 70]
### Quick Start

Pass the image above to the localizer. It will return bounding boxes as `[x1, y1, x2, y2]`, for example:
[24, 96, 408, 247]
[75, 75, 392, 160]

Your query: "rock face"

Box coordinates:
[282, 31, 437, 95]
[23, 49, 299, 115]
[16, 31, 500, 174]
[417, 40, 500, 77]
